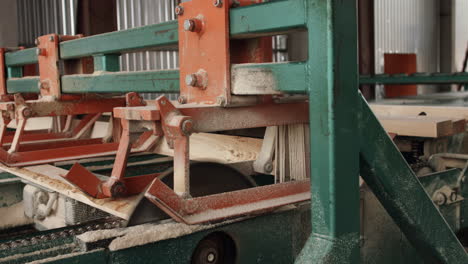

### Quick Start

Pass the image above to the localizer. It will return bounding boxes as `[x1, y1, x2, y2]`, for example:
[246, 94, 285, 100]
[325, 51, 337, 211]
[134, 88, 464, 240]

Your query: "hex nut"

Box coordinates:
[184, 19, 196, 31]
[264, 162, 273, 173]
[185, 74, 198, 86]
[449, 191, 458, 202]
[181, 119, 193, 135]
[213, 0, 223, 7]
[175, 5, 184, 15]
[434, 192, 447, 206]
[22, 108, 32, 118]
[178, 96, 187, 104]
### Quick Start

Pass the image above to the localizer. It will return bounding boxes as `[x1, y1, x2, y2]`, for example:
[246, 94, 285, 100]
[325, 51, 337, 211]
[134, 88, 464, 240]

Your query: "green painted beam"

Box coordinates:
[231, 62, 307, 94]
[7, 77, 39, 93]
[358, 96, 468, 263]
[230, 0, 306, 38]
[360, 73, 468, 85]
[60, 62, 307, 94]
[5, 48, 38, 66]
[93, 54, 120, 72]
[61, 70, 179, 93]
[60, 21, 179, 60]
[59, 0, 305, 59]
[7, 67, 23, 78]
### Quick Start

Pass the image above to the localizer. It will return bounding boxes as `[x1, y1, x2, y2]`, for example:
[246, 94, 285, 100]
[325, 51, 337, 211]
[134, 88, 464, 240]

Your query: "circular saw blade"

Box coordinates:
[127, 162, 255, 226]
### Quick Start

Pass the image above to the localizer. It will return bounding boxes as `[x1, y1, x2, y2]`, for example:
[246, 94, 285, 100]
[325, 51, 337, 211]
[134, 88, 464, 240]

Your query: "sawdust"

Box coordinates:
[231, 65, 281, 95]
[77, 221, 212, 251]
[0, 243, 75, 263]
[0, 201, 33, 230]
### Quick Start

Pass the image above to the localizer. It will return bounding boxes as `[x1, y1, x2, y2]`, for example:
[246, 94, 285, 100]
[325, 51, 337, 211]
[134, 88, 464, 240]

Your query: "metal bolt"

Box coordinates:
[185, 74, 198, 86]
[49, 35, 55, 42]
[449, 191, 458, 202]
[22, 108, 32, 118]
[178, 96, 187, 104]
[175, 5, 184, 15]
[207, 252, 216, 262]
[111, 181, 127, 197]
[181, 119, 193, 135]
[434, 192, 447, 206]
[36, 48, 45, 56]
[184, 19, 196, 31]
[213, 0, 223, 7]
[264, 162, 273, 173]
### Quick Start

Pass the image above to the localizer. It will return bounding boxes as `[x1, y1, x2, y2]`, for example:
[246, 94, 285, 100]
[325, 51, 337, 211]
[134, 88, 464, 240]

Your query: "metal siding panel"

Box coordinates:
[117, 0, 178, 100]
[18, 0, 75, 47]
[454, 0, 468, 71]
[375, 0, 440, 97]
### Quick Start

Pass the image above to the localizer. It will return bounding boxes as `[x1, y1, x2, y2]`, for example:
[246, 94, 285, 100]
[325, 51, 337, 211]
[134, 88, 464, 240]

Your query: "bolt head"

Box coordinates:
[207, 252, 216, 262]
[110, 181, 127, 197]
[181, 119, 193, 135]
[213, 0, 223, 7]
[449, 191, 458, 202]
[175, 5, 184, 15]
[22, 108, 32, 118]
[184, 19, 195, 31]
[178, 96, 187, 104]
[185, 74, 198, 86]
[434, 192, 447, 206]
[49, 35, 54, 42]
[264, 162, 273, 173]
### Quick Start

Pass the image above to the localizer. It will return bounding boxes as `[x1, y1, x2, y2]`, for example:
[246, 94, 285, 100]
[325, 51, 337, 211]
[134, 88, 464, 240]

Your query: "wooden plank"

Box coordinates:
[377, 115, 454, 138]
[0, 163, 142, 220]
[154, 133, 262, 164]
[452, 118, 466, 134]
[371, 104, 468, 120]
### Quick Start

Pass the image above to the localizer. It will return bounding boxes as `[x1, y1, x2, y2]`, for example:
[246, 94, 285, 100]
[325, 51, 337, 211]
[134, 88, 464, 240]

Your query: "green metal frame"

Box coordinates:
[1, 0, 468, 263]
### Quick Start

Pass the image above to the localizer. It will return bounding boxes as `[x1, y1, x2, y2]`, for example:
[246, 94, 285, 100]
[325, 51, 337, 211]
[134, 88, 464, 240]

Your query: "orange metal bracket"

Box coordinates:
[178, 0, 231, 105]
[37, 34, 92, 99]
[37, 34, 61, 98]
[145, 178, 310, 224]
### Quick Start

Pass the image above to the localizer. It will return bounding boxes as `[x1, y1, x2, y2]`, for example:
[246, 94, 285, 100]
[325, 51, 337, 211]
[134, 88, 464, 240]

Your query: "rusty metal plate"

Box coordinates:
[178, 0, 230, 105]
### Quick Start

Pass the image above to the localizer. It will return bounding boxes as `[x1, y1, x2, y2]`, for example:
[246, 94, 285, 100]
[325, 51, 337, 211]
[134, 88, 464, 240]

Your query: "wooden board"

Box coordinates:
[0, 163, 142, 220]
[371, 104, 468, 120]
[376, 116, 454, 138]
[154, 133, 262, 164]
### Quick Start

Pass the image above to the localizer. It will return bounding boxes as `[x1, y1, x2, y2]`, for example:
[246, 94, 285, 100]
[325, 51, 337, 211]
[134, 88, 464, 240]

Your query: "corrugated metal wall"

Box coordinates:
[374, 0, 440, 97]
[117, 0, 178, 72]
[117, 0, 178, 99]
[17, 0, 77, 47]
[454, 0, 468, 71]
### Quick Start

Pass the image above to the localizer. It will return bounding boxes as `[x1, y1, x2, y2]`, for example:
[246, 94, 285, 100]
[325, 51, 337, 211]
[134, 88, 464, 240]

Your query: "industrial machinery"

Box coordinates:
[1, 0, 468, 263]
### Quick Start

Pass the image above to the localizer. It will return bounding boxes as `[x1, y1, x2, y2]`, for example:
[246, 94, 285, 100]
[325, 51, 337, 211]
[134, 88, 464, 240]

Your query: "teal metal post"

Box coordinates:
[93, 54, 120, 72]
[297, 0, 360, 263]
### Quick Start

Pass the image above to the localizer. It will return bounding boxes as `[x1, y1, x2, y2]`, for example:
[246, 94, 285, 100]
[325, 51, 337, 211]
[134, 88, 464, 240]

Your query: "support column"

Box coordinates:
[297, 0, 360, 263]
